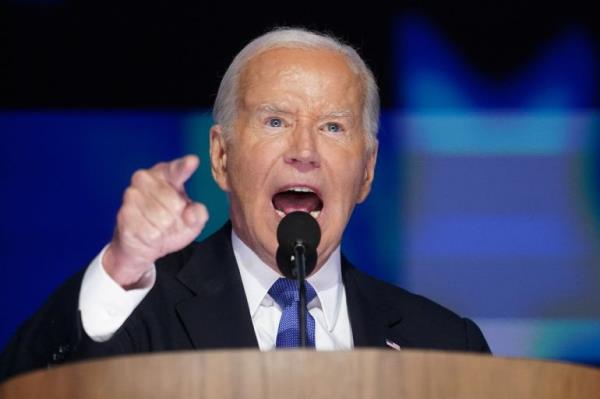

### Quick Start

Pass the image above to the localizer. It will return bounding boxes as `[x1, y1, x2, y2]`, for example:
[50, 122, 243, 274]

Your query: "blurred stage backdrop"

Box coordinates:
[1, 3, 599, 366]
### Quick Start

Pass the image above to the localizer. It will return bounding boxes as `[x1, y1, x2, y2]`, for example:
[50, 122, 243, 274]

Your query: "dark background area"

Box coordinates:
[2, 2, 598, 109]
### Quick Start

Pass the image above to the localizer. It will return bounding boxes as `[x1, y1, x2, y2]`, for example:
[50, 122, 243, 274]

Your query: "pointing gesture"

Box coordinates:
[103, 155, 209, 289]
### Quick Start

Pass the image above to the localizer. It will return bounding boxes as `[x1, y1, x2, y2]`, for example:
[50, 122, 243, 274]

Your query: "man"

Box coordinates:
[0, 27, 490, 381]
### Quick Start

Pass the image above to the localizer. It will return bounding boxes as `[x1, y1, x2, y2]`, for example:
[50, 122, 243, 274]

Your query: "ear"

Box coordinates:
[210, 125, 230, 192]
[356, 141, 378, 204]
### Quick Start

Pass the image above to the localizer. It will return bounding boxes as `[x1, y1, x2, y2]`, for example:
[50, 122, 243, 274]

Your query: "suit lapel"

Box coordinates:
[174, 223, 259, 349]
[342, 256, 407, 349]
[169, 225, 408, 350]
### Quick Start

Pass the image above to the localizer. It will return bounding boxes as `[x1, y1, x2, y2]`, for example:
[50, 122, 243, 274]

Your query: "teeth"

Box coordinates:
[275, 209, 321, 219]
[289, 187, 314, 193]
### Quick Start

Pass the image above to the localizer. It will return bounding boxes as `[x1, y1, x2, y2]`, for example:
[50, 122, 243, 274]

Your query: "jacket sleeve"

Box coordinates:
[0, 271, 84, 382]
[0, 270, 136, 383]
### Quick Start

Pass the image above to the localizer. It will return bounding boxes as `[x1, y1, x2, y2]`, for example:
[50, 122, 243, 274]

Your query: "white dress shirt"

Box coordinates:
[78, 231, 354, 350]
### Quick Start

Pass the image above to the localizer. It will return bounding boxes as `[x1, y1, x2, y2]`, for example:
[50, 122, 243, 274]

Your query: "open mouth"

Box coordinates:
[272, 187, 323, 219]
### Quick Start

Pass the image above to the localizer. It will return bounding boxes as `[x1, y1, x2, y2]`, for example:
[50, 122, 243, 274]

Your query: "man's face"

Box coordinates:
[210, 47, 377, 273]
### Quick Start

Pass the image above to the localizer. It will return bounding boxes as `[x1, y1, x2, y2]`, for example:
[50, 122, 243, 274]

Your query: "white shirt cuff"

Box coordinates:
[78, 245, 156, 342]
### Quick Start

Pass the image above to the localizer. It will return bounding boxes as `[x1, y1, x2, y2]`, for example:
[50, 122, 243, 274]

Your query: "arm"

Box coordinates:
[0, 155, 209, 381]
[78, 245, 155, 342]
[0, 270, 84, 382]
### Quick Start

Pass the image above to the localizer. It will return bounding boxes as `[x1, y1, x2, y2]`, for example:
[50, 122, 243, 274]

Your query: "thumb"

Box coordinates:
[167, 155, 200, 190]
[182, 202, 209, 230]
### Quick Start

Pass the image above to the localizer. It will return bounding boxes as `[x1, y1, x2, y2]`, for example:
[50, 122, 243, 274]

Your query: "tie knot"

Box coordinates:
[268, 278, 317, 309]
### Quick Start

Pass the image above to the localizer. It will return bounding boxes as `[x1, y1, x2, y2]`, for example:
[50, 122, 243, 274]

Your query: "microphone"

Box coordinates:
[276, 211, 321, 347]
[276, 211, 321, 279]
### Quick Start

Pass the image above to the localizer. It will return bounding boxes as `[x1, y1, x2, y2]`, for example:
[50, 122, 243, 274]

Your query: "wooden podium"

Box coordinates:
[1, 350, 599, 398]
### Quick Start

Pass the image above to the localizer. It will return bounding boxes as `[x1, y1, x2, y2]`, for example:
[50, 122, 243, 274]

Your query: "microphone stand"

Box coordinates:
[293, 241, 308, 347]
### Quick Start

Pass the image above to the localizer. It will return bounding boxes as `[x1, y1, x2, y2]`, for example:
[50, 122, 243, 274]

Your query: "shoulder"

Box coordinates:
[345, 263, 461, 321]
[343, 259, 491, 352]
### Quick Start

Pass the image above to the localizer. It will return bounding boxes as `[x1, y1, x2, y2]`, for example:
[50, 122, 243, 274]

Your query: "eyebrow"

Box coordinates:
[256, 104, 293, 114]
[257, 104, 354, 119]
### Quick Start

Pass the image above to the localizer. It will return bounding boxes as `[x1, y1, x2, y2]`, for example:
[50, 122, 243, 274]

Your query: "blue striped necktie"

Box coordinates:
[268, 278, 317, 348]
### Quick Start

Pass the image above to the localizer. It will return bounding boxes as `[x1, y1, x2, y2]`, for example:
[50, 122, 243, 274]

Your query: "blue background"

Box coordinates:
[1, 5, 599, 367]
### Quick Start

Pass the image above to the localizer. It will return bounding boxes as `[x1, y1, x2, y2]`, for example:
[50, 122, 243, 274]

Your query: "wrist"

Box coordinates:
[103, 244, 154, 290]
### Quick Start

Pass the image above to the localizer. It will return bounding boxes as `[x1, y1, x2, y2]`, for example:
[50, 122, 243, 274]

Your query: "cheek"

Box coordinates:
[333, 160, 368, 198]
[227, 145, 272, 203]
[225, 150, 254, 199]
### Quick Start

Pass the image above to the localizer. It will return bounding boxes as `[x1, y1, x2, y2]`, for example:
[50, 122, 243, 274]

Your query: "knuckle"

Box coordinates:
[116, 204, 135, 229]
[116, 208, 127, 226]
[150, 162, 169, 178]
[157, 208, 177, 230]
[142, 200, 174, 231]
[169, 193, 188, 213]
[144, 226, 162, 243]
[156, 184, 186, 212]
[152, 161, 167, 171]
[118, 228, 136, 245]
[122, 186, 138, 203]
[131, 169, 150, 186]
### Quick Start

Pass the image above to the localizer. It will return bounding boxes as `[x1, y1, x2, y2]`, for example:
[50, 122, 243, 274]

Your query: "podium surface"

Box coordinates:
[1, 349, 599, 398]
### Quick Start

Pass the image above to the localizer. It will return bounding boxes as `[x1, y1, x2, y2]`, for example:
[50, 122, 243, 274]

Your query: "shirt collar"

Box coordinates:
[232, 229, 343, 332]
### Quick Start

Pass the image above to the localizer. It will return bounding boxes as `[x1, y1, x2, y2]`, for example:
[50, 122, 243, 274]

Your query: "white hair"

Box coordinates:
[212, 27, 380, 149]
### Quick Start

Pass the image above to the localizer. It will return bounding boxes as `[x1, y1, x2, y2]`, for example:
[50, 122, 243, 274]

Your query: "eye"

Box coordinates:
[267, 117, 285, 128]
[324, 122, 343, 133]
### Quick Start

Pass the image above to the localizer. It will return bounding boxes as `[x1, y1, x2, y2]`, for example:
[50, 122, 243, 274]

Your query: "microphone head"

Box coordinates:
[276, 211, 321, 279]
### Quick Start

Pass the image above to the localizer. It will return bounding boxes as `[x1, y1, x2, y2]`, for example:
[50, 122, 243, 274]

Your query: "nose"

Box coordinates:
[283, 121, 320, 171]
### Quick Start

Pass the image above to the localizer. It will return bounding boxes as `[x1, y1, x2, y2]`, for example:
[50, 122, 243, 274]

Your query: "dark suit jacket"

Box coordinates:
[0, 222, 490, 381]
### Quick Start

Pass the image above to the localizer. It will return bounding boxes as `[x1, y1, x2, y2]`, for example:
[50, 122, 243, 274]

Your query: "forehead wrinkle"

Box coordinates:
[239, 47, 364, 125]
[257, 103, 294, 115]
[322, 110, 354, 118]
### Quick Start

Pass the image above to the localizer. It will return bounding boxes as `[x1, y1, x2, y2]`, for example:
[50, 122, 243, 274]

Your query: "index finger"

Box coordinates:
[164, 154, 200, 190]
